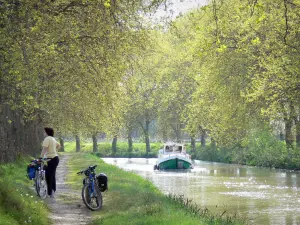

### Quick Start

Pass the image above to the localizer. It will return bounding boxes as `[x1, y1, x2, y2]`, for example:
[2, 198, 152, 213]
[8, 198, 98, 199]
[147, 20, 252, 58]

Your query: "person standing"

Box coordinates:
[41, 127, 60, 198]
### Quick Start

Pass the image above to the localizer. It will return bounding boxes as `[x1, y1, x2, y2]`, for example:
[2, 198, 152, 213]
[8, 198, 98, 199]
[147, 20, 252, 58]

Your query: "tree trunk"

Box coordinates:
[175, 123, 181, 143]
[75, 135, 81, 152]
[283, 106, 294, 165]
[295, 119, 300, 147]
[162, 130, 167, 142]
[59, 137, 65, 152]
[201, 131, 206, 147]
[284, 116, 294, 150]
[211, 138, 216, 148]
[292, 105, 300, 147]
[92, 134, 98, 153]
[128, 130, 133, 153]
[0, 103, 43, 163]
[145, 120, 151, 155]
[199, 127, 206, 147]
[112, 136, 117, 156]
[191, 136, 196, 153]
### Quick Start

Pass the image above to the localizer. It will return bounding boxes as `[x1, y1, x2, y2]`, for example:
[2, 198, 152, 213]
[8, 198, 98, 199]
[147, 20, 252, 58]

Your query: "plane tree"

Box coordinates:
[0, 0, 166, 162]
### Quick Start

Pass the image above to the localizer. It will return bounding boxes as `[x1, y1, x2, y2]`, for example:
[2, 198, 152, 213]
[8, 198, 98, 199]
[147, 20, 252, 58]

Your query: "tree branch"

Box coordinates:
[283, 0, 289, 45]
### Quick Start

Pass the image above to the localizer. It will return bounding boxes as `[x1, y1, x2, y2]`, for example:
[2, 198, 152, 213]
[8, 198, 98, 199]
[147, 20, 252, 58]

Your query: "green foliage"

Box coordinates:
[189, 126, 300, 170]
[0, 159, 49, 224]
[189, 144, 235, 163]
[243, 128, 287, 168]
[158, 0, 300, 169]
[2, 0, 300, 169]
[0, 0, 167, 142]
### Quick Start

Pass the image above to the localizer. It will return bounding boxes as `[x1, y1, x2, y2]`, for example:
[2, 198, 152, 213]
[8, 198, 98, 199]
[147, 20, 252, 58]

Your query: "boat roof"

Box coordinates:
[164, 142, 185, 146]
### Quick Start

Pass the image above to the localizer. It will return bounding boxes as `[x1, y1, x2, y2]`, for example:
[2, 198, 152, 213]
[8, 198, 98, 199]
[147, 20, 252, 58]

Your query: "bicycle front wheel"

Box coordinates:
[35, 171, 47, 199]
[81, 183, 102, 211]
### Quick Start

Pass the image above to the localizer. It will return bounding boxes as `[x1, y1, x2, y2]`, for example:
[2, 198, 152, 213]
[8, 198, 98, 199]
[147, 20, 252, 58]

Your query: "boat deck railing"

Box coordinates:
[159, 151, 191, 160]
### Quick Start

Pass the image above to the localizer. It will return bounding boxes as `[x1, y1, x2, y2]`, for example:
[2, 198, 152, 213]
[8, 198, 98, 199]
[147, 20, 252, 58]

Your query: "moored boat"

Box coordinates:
[154, 142, 193, 170]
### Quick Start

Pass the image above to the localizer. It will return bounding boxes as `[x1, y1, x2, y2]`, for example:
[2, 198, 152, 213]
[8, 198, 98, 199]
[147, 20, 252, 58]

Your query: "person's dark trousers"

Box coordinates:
[46, 156, 59, 196]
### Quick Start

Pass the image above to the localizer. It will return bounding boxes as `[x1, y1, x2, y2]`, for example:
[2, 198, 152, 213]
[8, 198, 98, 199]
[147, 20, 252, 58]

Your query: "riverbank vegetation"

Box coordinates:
[0, 158, 49, 225]
[0, 153, 245, 224]
[64, 138, 299, 170]
[67, 153, 244, 225]
[1, 0, 300, 170]
[64, 141, 162, 158]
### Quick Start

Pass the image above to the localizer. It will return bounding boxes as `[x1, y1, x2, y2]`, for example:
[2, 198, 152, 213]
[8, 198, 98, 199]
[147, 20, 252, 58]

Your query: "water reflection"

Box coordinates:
[102, 158, 300, 225]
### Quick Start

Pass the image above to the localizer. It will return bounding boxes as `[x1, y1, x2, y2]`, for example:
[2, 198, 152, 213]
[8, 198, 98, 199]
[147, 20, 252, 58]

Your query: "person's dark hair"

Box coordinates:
[44, 127, 54, 137]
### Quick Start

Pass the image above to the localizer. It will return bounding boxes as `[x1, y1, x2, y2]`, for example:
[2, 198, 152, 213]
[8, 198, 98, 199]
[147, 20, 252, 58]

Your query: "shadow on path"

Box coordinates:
[45, 154, 92, 225]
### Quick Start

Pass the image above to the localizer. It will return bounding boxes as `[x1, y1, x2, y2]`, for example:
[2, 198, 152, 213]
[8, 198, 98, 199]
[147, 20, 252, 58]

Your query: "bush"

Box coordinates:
[187, 125, 300, 170]
[245, 128, 287, 168]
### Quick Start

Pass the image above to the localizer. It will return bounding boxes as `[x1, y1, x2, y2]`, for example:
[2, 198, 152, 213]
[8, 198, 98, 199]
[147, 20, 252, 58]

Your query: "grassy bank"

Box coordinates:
[66, 152, 244, 225]
[64, 141, 162, 158]
[0, 158, 50, 225]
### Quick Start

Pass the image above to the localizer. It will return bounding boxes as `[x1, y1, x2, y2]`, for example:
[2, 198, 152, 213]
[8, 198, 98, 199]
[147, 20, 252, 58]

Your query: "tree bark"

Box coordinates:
[145, 120, 151, 155]
[211, 138, 216, 148]
[175, 123, 181, 143]
[59, 137, 65, 152]
[201, 131, 206, 147]
[292, 105, 300, 147]
[0, 103, 43, 163]
[284, 115, 294, 150]
[295, 119, 300, 147]
[75, 135, 81, 152]
[283, 105, 294, 165]
[92, 134, 98, 153]
[162, 130, 167, 142]
[112, 136, 117, 156]
[191, 136, 196, 153]
[128, 130, 133, 153]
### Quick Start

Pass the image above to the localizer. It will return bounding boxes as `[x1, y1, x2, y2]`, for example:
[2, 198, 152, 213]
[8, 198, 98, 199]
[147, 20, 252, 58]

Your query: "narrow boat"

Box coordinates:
[154, 142, 193, 170]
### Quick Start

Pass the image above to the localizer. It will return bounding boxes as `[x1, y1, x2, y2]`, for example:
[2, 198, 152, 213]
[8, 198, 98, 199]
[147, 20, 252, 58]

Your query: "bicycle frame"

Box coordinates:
[32, 158, 48, 199]
[78, 165, 102, 210]
[87, 172, 97, 197]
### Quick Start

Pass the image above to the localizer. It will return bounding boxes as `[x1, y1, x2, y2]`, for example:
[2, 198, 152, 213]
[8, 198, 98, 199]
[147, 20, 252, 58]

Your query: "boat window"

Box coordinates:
[174, 146, 182, 152]
[165, 146, 172, 152]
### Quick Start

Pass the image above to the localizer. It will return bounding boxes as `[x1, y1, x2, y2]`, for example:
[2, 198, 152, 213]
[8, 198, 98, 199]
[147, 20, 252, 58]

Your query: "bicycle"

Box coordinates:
[77, 165, 108, 211]
[28, 158, 48, 199]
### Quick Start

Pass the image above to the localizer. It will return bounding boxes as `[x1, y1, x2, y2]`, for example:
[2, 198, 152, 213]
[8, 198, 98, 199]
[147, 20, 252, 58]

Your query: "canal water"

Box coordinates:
[102, 158, 300, 225]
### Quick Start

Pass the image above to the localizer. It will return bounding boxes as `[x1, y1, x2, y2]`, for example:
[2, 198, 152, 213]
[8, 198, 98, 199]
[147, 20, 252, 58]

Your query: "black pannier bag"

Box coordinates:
[96, 173, 108, 192]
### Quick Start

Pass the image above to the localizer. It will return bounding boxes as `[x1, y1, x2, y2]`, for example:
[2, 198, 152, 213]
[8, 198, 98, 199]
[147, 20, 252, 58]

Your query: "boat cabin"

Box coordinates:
[160, 142, 186, 154]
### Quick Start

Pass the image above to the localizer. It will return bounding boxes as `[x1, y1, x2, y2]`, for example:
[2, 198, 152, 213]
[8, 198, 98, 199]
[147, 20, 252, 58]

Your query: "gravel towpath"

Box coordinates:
[45, 154, 92, 225]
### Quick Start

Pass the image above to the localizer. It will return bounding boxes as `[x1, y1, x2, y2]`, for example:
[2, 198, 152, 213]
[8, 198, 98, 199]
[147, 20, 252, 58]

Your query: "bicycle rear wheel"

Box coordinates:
[35, 171, 47, 199]
[81, 183, 102, 211]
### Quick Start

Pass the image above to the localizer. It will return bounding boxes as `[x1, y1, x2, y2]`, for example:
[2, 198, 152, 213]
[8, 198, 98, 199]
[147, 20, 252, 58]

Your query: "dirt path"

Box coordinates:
[45, 154, 92, 225]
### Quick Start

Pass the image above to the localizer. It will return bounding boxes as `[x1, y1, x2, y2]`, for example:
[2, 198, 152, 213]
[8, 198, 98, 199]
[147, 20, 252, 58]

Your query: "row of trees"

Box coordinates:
[107, 0, 300, 167]
[178, 0, 300, 166]
[0, 0, 165, 162]
[2, 0, 300, 168]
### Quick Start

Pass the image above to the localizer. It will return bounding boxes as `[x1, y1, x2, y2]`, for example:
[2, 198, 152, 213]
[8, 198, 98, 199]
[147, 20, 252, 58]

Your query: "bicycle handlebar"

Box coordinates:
[31, 158, 49, 163]
[77, 165, 97, 175]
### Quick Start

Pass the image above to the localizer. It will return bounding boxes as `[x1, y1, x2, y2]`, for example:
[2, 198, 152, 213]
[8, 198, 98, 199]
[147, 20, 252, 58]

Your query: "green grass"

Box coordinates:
[66, 152, 245, 225]
[63, 141, 163, 158]
[0, 158, 50, 225]
[0, 152, 245, 224]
